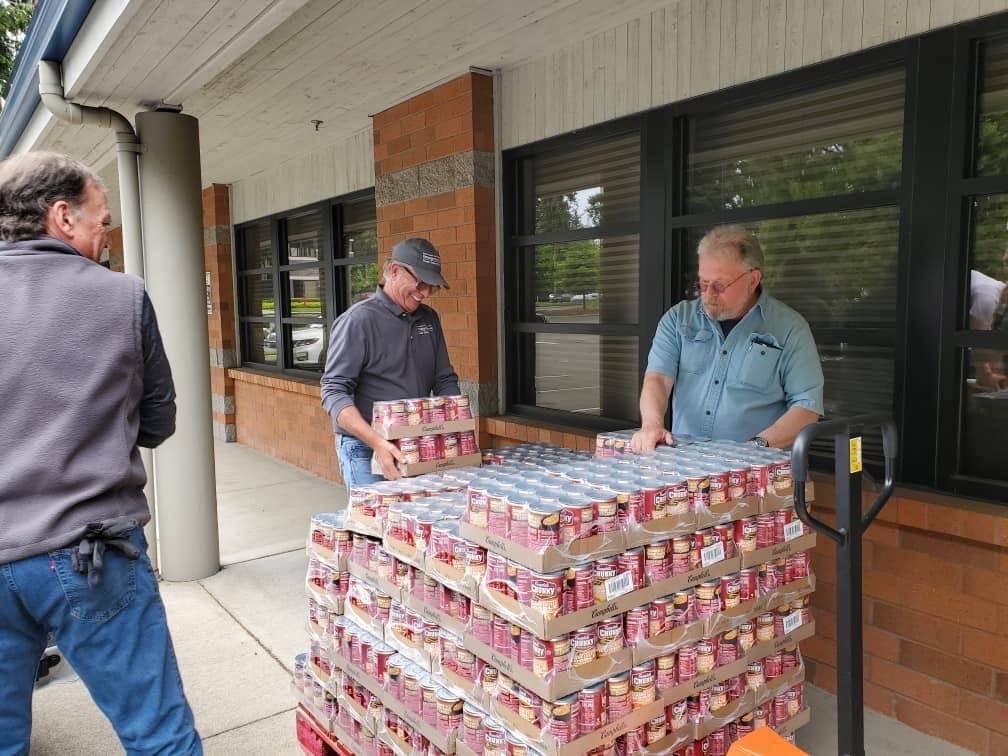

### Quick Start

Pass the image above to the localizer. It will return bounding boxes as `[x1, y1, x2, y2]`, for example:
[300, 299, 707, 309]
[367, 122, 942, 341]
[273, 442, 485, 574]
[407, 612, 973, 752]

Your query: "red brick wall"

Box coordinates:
[204, 184, 237, 437]
[230, 370, 341, 482]
[483, 415, 1008, 755]
[373, 73, 498, 397]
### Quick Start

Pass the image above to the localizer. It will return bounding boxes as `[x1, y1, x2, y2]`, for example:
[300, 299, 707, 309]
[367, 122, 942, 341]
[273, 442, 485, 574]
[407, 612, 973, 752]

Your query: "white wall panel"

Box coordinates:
[229, 127, 374, 224]
[500, 0, 1008, 150]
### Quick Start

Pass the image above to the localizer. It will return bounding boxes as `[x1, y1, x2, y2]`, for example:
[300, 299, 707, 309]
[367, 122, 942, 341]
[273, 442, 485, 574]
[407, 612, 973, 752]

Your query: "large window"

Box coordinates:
[504, 16, 1008, 502]
[236, 192, 377, 374]
[943, 35, 1008, 494]
[507, 132, 643, 422]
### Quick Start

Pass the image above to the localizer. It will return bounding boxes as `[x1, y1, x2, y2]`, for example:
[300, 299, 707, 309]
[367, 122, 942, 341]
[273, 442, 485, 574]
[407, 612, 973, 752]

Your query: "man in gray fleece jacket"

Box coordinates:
[0, 152, 201, 755]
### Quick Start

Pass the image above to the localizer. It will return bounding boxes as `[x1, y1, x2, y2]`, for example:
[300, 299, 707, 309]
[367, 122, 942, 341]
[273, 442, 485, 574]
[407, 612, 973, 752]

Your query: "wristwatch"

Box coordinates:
[750, 436, 770, 448]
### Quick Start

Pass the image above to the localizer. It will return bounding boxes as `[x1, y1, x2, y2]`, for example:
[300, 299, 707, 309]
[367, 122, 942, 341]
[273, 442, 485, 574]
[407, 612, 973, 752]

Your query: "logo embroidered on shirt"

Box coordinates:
[415, 323, 434, 337]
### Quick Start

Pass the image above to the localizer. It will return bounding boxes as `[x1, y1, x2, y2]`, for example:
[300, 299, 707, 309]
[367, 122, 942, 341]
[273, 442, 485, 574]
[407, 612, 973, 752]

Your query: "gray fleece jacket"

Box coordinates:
[0, 237, 176, 564]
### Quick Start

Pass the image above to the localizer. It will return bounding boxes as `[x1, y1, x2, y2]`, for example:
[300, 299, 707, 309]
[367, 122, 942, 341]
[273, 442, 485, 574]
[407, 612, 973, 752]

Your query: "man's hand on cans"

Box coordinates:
[375, 438, 405, 480]
[630, 425, 675, 453]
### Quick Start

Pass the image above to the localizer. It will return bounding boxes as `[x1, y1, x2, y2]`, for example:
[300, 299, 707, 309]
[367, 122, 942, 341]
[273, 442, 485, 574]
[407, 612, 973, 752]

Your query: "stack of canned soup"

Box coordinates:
[450, 441, 813, 755]
[309, 441, 814, 755]
[295, 512, 354, 740]
[372, 395, 479, 468]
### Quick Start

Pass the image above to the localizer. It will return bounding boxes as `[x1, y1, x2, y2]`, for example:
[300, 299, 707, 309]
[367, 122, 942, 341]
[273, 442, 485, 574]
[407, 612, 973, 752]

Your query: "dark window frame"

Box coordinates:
[235, 188, 376, 378]
[503, 15, 1008, 504]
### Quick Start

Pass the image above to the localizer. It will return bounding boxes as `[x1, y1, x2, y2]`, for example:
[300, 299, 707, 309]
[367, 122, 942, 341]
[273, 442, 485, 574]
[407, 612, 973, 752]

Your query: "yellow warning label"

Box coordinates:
[850, 437, 863, 474]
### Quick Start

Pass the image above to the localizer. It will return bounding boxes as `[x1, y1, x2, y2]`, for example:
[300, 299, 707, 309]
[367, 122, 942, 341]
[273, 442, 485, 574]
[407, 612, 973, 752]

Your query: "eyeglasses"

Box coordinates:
[692, 269, 754, 296]
[398, 264, 441, 294]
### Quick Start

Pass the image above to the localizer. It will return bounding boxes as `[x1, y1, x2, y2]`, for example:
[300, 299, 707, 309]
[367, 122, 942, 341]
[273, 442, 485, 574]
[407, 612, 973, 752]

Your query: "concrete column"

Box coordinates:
[136, 110, 220, 581]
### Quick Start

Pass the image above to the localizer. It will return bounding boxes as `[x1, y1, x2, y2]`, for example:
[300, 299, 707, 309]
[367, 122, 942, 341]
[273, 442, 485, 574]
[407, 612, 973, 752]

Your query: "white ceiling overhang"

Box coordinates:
[15, 0, 663, 194]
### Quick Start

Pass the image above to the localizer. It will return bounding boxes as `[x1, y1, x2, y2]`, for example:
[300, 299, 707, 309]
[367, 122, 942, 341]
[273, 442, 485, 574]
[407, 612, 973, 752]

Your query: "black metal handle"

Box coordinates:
[861, 418, 898, 530]
[791, 419, 849, 545]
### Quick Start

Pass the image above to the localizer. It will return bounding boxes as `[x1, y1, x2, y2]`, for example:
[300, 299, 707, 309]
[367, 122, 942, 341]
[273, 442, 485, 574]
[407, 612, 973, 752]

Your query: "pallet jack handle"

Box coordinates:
[789, 415, 898, 756]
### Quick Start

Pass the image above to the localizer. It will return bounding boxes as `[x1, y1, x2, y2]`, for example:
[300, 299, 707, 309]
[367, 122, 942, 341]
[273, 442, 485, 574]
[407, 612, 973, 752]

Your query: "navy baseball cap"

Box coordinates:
[390, 238, 449, 289]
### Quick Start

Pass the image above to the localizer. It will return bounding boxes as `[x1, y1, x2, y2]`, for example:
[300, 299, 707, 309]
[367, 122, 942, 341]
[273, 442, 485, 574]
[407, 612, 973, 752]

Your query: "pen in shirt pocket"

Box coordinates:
[751, 335, 783, 350]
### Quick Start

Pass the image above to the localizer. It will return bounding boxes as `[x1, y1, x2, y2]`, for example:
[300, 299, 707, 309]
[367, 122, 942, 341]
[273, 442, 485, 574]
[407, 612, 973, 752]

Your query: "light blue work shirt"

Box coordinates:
[646, 291, 824, 442]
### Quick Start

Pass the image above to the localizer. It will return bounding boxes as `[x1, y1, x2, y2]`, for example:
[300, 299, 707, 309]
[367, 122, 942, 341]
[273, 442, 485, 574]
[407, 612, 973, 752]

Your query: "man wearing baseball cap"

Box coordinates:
[321, 238, 460, 487]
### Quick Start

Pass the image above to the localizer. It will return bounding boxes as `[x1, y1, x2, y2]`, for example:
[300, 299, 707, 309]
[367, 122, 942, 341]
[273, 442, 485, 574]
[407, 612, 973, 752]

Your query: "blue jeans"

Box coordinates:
[336, 434, 384, 491]
[0, 528, 201, 756]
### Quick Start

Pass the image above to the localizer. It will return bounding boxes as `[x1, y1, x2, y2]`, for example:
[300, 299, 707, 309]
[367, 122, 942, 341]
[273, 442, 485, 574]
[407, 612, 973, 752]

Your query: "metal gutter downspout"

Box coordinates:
[37, 59, 158, 572]
[38, 60, 144, 277]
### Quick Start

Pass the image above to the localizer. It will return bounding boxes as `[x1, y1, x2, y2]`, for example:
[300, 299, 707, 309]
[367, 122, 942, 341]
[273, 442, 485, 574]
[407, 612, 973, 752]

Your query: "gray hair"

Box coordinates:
[697, 224, 765, 271]
[0, 151, 104, 242]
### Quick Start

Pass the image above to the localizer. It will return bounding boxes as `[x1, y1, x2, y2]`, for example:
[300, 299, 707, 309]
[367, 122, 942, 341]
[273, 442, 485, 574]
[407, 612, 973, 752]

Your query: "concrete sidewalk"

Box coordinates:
[28, 441, 973, 755]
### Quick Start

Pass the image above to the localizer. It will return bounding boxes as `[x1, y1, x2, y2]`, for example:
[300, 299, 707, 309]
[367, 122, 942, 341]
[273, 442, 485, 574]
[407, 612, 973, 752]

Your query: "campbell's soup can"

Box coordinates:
[708, 469, 730, 506]
[756, 612, 775, 642]
[772, 692, 789, 726]
[727, 464, 749, 500]
[397, 436, 421, 465]
[569, 563, 594, 611]
[695, 581, 721, 619]
[644, 540, 670, 585]
[510, 561, 531, 605]
[516, 685, 540, 726]
[734, 516, 758, 553]
[596, 616, 624, 655]
[739, 567, 758, 602]
[669, 534, 692, 575]
[759, 560, 780, 593]
[681, 641, 697, 685]
[685, 471, 711, 511]
[764, 650, 784, 680]
[630, 661, 657, 708]
[530, 569, 565, 619]
[462, 702, 485, 752]
[579, 682, 607, 734]
[620, 481, 645, 527]
[619, 547, 646, 590]
[459, 430, 478, 455]
[403, 398, 424, 425]
[656, 652, 677, 691]
[647, 711, 668, 744]
[559, 499, 589, 542]
[718, 629, 739, 666]
[483, 721, 507, 755]
[639, 479, 665, 521]
[665, 476, 689, 516]
[527, 503, 561, 549]
[625, 605, 650, 647]
[755, 513, 775, 548]
[720, 574, 741, 609]
[666, 698, 687, 730]
[442, 432, 459, 458]
[594, 492, 619, 533]
[546, 693, 579, 745]
[670, 589, 695, 626]
[571, 625, 597, 667]
[704, 726, 728, 756]
[607, 672, 632, 719]
[592, 557, 619, 604]
[714, 523, 735, 558]
[487, 489, 509, 537]
[747, 659, 766, 690]
[709, 681, 729, 713]
[650, 596, 673, 637]
[532, 634, 571, 679]
[696, 637, 716, 675]
[787, 550, 810, 581]
[753, 705, 768, 728]
[782, 643, 800, 672]
[466, 485, 489, 528]
[748, 462, 770, 497]
[771, 458, 793, 494]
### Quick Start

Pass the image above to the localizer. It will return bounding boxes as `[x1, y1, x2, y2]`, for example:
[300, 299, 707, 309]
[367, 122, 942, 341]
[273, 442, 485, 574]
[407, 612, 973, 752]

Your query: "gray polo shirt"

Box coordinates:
[321, 286, 461, 435]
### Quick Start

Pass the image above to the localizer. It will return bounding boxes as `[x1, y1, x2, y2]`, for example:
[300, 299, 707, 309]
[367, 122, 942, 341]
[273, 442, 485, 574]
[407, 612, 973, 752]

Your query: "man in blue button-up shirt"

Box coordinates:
[631, 225, 824, 451]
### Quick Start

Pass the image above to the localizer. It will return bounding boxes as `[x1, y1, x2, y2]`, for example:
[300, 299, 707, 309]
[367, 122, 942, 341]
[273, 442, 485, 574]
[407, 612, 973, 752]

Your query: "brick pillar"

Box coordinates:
[105, 226, 124, 272]
[372, 72, 498, 423]
[203, 183, 237, 441]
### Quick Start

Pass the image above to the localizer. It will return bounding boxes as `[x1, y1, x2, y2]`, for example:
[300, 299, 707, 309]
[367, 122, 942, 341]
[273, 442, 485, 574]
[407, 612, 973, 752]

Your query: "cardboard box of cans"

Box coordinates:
[370, 395, 481, 478]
